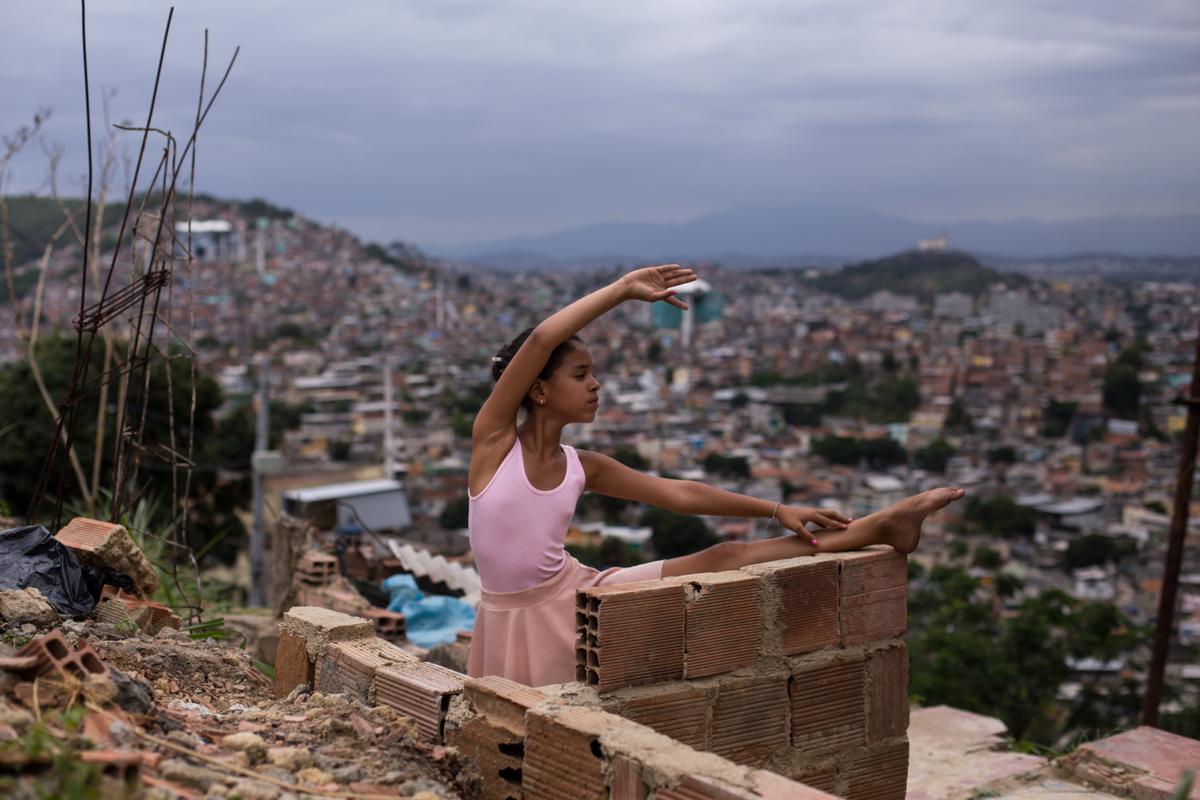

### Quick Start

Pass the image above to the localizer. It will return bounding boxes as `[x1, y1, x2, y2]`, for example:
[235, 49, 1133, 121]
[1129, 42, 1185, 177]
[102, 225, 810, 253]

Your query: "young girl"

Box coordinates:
[466, 265, 964, 686]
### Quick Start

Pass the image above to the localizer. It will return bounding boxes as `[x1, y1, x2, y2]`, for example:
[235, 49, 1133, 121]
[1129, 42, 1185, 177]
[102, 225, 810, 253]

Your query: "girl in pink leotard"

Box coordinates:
[466, 265, 964, 686]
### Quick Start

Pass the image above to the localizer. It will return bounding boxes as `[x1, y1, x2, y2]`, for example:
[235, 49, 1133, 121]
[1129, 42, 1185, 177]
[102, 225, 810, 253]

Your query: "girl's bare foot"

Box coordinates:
[877, 487, 966, 554]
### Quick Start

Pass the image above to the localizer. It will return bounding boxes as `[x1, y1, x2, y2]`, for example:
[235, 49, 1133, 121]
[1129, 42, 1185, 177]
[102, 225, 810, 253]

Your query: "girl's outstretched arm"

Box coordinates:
[472, 264, 695, 446]
[578, 451, 850, 537]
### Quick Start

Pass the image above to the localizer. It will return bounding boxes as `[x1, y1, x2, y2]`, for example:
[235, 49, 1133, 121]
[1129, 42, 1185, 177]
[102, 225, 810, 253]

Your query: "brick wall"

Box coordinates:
[569, 546, 911, 799]
[275, 543, 911, 799]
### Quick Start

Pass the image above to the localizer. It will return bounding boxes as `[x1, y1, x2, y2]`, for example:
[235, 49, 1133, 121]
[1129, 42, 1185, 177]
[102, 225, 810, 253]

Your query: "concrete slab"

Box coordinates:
[991, 776, 1122, 798]
[1066, 726, 1200, 799]
[906, 706, 1047, 800]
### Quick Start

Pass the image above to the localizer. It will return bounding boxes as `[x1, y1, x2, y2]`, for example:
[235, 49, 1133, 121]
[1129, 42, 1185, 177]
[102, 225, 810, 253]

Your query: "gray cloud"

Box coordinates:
[2, 0, 1198, 247]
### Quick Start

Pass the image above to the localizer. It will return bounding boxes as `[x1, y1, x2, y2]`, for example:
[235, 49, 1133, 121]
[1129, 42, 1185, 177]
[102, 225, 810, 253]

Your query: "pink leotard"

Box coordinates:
[468, 435, 586, 593]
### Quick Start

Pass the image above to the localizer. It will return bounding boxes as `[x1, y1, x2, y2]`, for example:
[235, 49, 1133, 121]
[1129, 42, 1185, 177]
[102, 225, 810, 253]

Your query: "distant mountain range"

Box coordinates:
[438, 200, 1200, 268]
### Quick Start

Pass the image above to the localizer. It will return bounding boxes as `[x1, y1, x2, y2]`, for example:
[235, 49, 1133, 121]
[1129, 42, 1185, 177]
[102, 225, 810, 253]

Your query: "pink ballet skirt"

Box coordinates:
[467, 554, 663, 687]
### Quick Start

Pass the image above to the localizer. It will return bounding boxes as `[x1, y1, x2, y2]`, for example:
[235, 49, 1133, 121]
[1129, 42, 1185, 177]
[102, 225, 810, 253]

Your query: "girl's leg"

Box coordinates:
[661, 487, 963, 578]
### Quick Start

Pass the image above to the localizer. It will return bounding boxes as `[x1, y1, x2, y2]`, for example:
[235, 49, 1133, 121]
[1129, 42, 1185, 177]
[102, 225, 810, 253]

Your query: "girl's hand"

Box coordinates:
[776, 505, 853, 543]
[619, 264, 697, 309]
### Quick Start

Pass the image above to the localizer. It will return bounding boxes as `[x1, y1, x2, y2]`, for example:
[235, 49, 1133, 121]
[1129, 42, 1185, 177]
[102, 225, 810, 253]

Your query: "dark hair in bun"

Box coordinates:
[492, 327, 584, 409]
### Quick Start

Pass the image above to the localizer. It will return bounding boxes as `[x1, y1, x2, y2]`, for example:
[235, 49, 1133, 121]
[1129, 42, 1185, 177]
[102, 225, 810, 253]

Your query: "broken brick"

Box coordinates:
[750, 769, 840, 799]
[790, 654, 867, 757]
[867, 644, 909, 741]
[446, 714, 525, 800]
[55, 517, 158, 595]
[273, 629, 314, 699]
[278, 606, 374, 662]
[710, 673, 789, 766]
[576, 581, 685, 692]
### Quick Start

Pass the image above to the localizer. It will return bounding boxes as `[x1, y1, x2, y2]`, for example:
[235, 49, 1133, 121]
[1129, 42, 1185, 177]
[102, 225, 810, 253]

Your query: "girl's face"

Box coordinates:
[531, 344, 602, 423]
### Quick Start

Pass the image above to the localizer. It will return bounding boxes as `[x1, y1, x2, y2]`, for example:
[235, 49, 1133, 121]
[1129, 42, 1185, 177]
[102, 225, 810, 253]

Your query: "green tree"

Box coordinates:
[943, 398, 975, 435]
[1103, 364, 1141, 418]
[439, 497, 469, 530]
[1043, 399, 1078, 438]
[703, 452, 750, 479]
[811, 436, 907, 469]
[914, 438, 956, 473]
[612, 445, 648, 471]
[987, 446, 1017, 465]
[972, 545, 1004, 570]
[1065, 534, 1137, 569]
[963, 496, 1036, 539]
[641, 507, 719, 560]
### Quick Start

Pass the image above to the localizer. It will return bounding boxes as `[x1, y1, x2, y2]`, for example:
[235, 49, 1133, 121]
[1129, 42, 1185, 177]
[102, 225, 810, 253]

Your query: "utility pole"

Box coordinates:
[249, 354, 269, 607]
[383, 359, 395, 480]
[1142, 317, 1200, 726]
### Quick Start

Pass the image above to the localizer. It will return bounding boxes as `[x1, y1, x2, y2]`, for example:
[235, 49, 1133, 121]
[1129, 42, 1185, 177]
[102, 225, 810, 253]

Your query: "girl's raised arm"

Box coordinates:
[472, 264, 696, 446]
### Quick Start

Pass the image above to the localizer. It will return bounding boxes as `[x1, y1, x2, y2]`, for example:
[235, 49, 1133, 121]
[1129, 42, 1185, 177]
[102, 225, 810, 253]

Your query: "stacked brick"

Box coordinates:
[297, 551, 337, 587]
[274, 606, 462, 744]
[574, 546, 912, 799]
[446, 675, 835, 800]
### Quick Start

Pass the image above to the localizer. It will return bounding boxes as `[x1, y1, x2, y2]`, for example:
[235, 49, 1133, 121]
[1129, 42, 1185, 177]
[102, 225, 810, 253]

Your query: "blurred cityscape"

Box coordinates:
[2, 193, 1198, 749]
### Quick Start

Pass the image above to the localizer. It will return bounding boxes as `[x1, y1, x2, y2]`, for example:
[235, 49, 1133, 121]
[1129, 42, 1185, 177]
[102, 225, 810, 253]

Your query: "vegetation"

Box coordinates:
[908, 564, 1147, 746]
[807, 249, 1025, 302]
[914, 437, 956, 473]
[1103, 340, 1149, 419]
[1065, 534, 1139, 570]
[703, 452, 750, 480]
[567, 536, 648, 569]
[811, 436, 907, 469]
[640, 507, 719, 560]
[1043, 399, 1078, 438]
[962, 495, 1037, 539]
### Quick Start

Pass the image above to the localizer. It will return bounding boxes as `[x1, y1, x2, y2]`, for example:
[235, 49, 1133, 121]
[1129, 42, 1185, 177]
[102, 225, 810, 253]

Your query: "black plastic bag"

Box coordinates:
[0, 525, 135, 617]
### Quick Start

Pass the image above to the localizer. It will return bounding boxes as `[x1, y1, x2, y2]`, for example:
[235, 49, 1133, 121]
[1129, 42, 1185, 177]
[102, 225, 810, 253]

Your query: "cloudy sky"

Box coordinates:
[3, 1, 1198, 250]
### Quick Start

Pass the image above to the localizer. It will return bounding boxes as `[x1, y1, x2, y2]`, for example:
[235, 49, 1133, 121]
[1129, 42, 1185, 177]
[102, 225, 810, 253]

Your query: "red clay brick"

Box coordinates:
[445, 715, 524, 800]
[710, 674, 789, 766]
[271, 628, 309, 695]
[579, 581, 685, 691]
[374, 661, 464, 743]
[654, 775, 757, 800]
[463, 676, 546, 737]
[364, 607, 407, 642]
[610, 754, 647, 800]
[329, 637, 418, 703]
[673, 572, 761, 678]
[751, 558, 840, 656]
[843, 738, 909, 800]
[789, 654, 867, 757]
[867, 644, 908, 741]
[750, 769, 840, 799]
[617, 684, 708, 750]
[793, 765, 839, 794]
[522, 707, 607, 800]
[837, 548, 907, 596]
[841, 585, 907, 646]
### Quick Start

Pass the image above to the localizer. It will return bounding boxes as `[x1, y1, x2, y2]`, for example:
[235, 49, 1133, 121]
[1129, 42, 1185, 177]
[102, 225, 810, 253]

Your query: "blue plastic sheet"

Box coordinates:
[382, 573, 475, 648]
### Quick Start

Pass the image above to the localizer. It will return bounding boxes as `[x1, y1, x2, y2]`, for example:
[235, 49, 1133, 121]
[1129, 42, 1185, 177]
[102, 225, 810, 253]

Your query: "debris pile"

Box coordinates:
[0, 520, 466, 798]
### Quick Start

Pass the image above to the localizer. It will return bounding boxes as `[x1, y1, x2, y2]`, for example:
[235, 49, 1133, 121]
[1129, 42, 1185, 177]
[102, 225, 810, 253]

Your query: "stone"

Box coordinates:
[0, 588, 58, 626]
[267, 746, 314, 772]
[54, 517, 159, 594]
[295, 766, 334, 785]
[222, 732, 266, 762]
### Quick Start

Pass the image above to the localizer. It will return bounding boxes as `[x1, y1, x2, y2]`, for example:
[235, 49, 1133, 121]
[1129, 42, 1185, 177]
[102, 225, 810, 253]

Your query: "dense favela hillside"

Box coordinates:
[1, 192, 1199, 758]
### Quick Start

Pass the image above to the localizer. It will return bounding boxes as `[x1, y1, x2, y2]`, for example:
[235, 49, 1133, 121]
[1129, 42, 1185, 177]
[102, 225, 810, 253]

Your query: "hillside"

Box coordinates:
[807, 248, 1027, 301]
